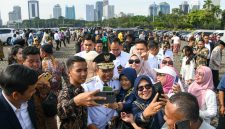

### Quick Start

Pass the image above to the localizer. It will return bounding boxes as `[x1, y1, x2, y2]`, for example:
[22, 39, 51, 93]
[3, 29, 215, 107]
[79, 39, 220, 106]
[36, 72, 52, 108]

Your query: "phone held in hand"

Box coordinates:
[95, 91, 116, 104]
[153, 82, 164, 101]
[38, 72, 52, 81]
[175, 120, 190, 129]
[174, 76, 179, 84]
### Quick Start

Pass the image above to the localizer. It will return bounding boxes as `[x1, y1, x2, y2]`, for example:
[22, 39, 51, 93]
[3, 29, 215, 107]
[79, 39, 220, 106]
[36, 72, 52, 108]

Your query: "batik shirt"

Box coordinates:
[57, 84, 87, 129]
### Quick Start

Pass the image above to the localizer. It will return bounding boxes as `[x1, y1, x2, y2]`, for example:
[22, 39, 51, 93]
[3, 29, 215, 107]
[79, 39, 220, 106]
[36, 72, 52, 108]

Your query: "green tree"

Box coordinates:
[203, 0, 213, 10]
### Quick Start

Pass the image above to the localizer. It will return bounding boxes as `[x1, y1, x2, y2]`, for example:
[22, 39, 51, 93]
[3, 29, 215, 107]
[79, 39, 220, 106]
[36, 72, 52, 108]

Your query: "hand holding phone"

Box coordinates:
[38, 72, 52, 82]
[153, 82, 164, 101]
[95, 91, 116, 104]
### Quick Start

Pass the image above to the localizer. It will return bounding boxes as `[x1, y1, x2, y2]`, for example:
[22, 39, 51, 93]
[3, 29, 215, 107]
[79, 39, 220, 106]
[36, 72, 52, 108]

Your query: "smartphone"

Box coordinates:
[175, 120, 190, 129]
[174, 76, 179, 84]
[95, 91, 116, 104]
[38, 72, 52, 81]
[153, 82, 164, 101]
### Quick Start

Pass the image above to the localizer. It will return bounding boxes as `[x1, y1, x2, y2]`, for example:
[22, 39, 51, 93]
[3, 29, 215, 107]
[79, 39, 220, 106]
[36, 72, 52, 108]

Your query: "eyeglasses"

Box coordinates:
[137, 84, 152, 91]
[195, 71, 204, 77]
[157, 73, 165, 76]
[162, 60, 173, 65]
[128, 59, 140, 64]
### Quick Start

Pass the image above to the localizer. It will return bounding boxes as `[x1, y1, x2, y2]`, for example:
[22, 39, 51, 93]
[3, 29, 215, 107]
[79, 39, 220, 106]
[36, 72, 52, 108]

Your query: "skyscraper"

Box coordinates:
[190, 0, 200, 11]
[86, 4, 95, 21]
[96, 1, 103, 21]
[108, 5, 115, 19]
[65, 5, 75, 19]
[149, 3, 158, 16]
[212, 0, 221, 6]
[8, 6, 21, 22]
[28, 0, 39, 19]
[179, 1, 189, 14]
[53, 4, 62, 19]
[13, 6, 21, 20]
[159, 2, 170, 15]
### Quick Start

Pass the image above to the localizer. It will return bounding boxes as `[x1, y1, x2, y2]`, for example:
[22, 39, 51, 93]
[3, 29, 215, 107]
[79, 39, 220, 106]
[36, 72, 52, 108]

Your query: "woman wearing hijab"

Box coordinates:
[126, 54, 156, 82]
[120, 75, 165, 129]
[154, 66, 178, 94]
[188, 66, 217, 124]
[107, 68, 137, 129]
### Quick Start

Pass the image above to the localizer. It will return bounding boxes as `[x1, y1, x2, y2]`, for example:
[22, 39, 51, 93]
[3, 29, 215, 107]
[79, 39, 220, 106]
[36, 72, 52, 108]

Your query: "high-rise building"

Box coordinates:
[149, 3, 158, 16]
[103, 0, 114, 19]
[159, 2, 170, 15]
[212, 0, 220, 6]
[103, 0, 109, 6]
[13, 6, 21, 20]
[86, 4, 95, 21]
[179, 1, 189, 14]
[65, 5, 75, 19]
[53, 4, 62, 19]
[108, 5, 115, 19]
[190, 0, 200, 11]
[28, 0, 40, 19]
[8, 12, 16, 22]
[96, 1, 103, 21]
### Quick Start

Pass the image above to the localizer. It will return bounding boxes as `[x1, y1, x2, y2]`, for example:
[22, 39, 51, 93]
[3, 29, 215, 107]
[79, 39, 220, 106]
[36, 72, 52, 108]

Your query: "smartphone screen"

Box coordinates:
[175, 120, 190, 129]
[153, 82, 164, 101]
[95, 91, 116, 104]
[174, 76, 179, 84]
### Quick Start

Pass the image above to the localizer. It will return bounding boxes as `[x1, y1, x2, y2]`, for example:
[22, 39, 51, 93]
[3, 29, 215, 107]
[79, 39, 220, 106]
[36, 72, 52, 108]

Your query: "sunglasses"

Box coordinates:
[157, 73, 165, 76]
[129, 59, 140, 64]
[137, 84, 152, 91]
[162, 60, 173, 65]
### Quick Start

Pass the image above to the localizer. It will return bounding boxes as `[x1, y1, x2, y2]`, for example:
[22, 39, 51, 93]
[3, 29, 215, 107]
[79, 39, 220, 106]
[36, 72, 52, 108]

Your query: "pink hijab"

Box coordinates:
[163, 74, 174, 94]
[188, 66, 214, 108]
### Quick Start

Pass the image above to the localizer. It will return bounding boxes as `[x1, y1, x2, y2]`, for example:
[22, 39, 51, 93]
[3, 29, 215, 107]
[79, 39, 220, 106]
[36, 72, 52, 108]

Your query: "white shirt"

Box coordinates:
[148, 53, 159, 69]
[54, 33, 60, 40]
[180, 56, 195, 81]
[157, 48, 174, 62]
[111, 51, 130, 79]
[199, 90, 217, 124]
[2, 91, 34, 129]
[75, 51, 88, 58]
[82, 76, 120, 129]
[205, 43, 211, 59]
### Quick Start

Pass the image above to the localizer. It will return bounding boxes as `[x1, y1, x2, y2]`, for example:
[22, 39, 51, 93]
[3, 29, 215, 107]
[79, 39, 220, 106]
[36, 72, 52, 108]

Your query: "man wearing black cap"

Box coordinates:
[82, 53, 121, 129]
[209, 40, 225, 89]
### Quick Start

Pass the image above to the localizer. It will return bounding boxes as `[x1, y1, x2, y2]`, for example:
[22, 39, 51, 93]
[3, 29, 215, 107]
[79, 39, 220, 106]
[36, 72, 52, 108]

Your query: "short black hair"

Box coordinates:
[135, 39, 147, 47]
[66, 56, 86, 70]
[112, 38, 121, 45]
[148, 40, 159, 50]
[169, 92, 199, 122]
[84, 34, 94, 42]
[22, 46, 40, 60]
[0, 64, 38, 95]
[96, 40, 103, 44]
[41, 44, 53, 54]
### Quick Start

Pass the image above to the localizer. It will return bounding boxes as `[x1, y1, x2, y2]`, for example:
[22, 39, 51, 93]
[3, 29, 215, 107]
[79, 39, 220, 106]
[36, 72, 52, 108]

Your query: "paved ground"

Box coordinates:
[1, 40, 225, 127]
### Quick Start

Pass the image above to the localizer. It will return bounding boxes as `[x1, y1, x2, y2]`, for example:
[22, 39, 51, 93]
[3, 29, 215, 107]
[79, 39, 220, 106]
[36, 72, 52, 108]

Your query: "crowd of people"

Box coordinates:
[0, 27, 225, 129]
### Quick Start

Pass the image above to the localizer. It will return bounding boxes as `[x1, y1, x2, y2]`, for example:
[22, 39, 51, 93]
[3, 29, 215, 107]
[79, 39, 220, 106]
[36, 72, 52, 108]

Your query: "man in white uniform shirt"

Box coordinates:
[110, 38, 130, 80]
[82, 53, 120, 129]
[75, 34, 94, 58]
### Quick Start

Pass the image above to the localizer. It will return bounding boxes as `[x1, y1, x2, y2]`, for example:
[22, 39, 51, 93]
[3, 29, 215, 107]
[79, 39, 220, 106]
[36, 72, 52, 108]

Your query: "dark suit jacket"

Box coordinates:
[0, 92, 37, 129]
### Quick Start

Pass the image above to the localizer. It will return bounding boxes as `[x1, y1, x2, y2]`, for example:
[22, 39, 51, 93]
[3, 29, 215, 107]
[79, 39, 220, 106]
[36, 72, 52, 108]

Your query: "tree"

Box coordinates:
[212, 5, 222, 18]
[203, 0, 213, 10]
[221, 10, 225, 29]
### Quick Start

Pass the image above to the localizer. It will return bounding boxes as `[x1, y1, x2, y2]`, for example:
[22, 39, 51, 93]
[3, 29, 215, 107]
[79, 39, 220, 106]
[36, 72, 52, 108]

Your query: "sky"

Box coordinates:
[0, 0, 225, 24]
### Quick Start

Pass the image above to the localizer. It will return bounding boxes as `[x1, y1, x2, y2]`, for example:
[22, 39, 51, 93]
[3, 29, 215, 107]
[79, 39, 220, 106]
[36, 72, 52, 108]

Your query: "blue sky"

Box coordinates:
[0, 0, 225, 24]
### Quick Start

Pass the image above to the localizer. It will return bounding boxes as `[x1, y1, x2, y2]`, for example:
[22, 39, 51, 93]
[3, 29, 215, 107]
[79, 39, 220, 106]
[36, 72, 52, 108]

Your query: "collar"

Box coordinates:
[96, 76, 111, 86]
[2, 91, 28, 112]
